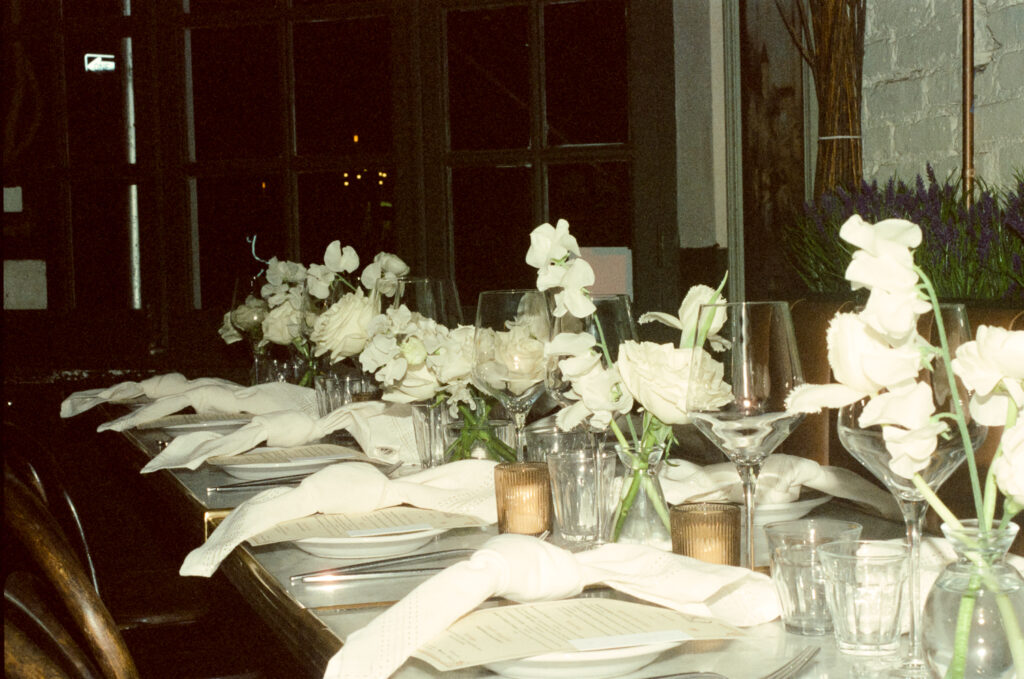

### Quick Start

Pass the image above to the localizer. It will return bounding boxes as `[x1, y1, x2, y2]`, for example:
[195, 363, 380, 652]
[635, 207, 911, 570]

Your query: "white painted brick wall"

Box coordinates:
[862, 0, 1024, 186]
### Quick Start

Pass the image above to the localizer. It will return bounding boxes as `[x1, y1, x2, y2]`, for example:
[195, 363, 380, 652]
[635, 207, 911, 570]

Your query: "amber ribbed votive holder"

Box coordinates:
[670, 501, 742, 566]
[494, 462, 551, 536]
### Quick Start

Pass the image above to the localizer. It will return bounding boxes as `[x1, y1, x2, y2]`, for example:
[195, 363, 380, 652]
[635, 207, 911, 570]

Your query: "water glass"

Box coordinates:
[314, 372, 380, 416]
[818, 540, 909, 656]
[546, 447, 617, 546]
[494, 462, 551, 536]
[765, 519, 863, 636]
[670, 502, 741, 566]
[410, 403, 452, 468]
[523, 423, 593, 463]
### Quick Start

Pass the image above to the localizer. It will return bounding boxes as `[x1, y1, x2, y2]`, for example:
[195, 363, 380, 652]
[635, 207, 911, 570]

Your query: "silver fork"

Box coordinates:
[646, 645, 819, 679]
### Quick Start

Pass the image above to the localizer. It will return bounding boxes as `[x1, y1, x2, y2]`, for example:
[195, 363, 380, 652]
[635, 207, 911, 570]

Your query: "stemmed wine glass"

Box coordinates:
[837, 304, 986, 678]
[472, 290, 552, 461]
[392, 277, 464, 327]
[545, 294, 638, 407]
[687, 301, 806, 570]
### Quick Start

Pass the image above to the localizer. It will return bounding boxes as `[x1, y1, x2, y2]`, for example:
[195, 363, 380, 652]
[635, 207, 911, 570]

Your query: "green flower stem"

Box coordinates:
[611, 468, 643, 541]
[948, 573, 980, 677]
[912, 474, 963, 531]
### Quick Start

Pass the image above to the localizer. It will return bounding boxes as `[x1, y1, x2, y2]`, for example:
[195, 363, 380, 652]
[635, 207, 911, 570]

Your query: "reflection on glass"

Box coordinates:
[190, 25, 282, 160]
[195, 175, 286, 309]
[545, 0, 628, 146]
[548, 163, 631, 246]
[451, 166, 533, 306]
[66, 33, 130, 166]
[296, 170, 395, 266]
[294, 17, 392, 155]
[447, 6, 529, 150]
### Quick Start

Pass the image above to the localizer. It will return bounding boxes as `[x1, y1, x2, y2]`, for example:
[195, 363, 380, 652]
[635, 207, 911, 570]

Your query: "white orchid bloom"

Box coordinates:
[884, 421, 948, 478]
[324, 241, 359, 273]
[526, 218, 579, 270]
[953, 325, 1024, 426]
[639, 284, 727, 348]
[991, 421, 1024, 506]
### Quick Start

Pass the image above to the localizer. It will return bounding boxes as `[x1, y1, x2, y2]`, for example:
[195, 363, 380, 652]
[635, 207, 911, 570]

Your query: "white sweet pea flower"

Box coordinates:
[639, 284, 728, 348]
[311, 289, 376, 361]
[324, 241, 359, 273]
[839, 215, 922, 258]
[845, 248, 919, 294]
[265, 257, 307, 286]
[359, 333, 401, 374]
[858, 287, 931, 343]
[551, 258, 596, 318]
[261, 300, 303, 346]
[991, 421, 1024, 507]
[428, 325, 474, 385]
[360, 252, 410, 295]
[859, 382, 939, 431]
[306, 263, 336, 300]
[883, 421, 948, 478]
[218, 312, 243, 344]
[555, 362, 633, 431]
[953, 325, 1024, 426]
[384, 363, 442, 403]
[788, 312, 926, 415]
[526, 219, 579, 270]
[546, 332, 597, 358]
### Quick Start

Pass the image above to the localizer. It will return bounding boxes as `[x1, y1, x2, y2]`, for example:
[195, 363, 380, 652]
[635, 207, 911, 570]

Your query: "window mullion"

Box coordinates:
[282, 17, 300, 260]
[529, 0, 546, 225]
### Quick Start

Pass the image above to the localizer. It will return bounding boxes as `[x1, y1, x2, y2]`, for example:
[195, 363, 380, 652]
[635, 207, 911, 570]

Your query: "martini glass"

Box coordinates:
[687, 301, 806, 570]
[472, 290, 552, 460]
[838, 304, 986, 678]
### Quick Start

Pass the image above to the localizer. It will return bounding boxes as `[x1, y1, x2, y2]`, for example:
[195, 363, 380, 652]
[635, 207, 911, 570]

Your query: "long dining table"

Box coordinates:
[112, 413, 910, 679]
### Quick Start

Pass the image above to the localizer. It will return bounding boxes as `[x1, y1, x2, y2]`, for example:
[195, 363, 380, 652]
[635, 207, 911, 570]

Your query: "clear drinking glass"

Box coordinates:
[687, 301, 805, 570]
[546, 446, 617, 546]
[472, 290, 552, 460]
[392, 277, 463, 327]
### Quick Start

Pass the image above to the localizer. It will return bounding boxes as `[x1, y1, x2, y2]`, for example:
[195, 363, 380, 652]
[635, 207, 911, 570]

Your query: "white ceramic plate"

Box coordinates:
[483, 642, 680, 679]
[143, 413, 252, 437]
[753, 492, 832, 565]
[293, 528, 446, 559]
[217, 457, 344, 481]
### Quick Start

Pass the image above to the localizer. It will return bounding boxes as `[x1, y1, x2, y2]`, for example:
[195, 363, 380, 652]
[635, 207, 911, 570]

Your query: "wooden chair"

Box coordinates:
[4, 468, 140, 679]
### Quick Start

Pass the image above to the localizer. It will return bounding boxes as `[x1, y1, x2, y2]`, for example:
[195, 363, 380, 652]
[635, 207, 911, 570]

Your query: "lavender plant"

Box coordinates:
[784, 166, 1024, 302]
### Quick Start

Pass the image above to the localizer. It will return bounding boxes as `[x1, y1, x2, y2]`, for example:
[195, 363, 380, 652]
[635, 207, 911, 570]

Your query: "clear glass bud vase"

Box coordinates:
[923, 520, 1024, 679]
[609, 443, 671, 550]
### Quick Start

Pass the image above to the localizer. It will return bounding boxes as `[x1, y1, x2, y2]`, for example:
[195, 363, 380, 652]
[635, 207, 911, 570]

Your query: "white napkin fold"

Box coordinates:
[660, 454, 902, 520]
[140, 401, 388, 473]
[179, 459, 498, 577]
[60, 373, 239, 418]
[97, 382, 318, 432]
[341, 402, 419, 467]
[325, 534, 780, 679]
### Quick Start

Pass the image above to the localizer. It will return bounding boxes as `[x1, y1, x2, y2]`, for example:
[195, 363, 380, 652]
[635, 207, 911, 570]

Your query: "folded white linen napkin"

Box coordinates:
[179, 459, 498, 577]
[60, 373, 239, 418]
[660, 453, 902, 520]
[342, 402, 419, 467]
[140, 401, 388, 473]
[97, 382, 318, 432]
[324, 533, 779, 679]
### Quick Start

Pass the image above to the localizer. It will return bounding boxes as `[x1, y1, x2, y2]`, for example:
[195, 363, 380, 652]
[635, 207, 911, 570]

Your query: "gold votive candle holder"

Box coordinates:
[670, 501, 742, 567]
[494, 462, 551, 536]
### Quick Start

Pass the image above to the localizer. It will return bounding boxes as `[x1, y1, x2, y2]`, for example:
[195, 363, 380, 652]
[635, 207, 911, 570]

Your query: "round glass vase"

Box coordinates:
[609, 443, 671, 550]
[923, 520, 1024, 679]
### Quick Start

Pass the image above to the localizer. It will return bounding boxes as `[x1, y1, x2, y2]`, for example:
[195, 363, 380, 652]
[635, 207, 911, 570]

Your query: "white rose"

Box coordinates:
[384, 364, 441, 403]
[261, 300, 303, 346]
[476, 326, 547, 396]
[311, 289, 376, 361]
[992, 421, 1024, 506]
[230, 295, 268, 332]
[400, 336, 428, 366]
[617, 341, 725, 425]
[324, 241, 359, 273]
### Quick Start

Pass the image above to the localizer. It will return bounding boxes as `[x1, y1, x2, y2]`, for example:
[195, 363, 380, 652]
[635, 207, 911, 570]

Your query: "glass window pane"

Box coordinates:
[188, 0, 277, 13]
[447, 6, 529, 151]
[451, 166, 533, 307]
[545, 0, 628, 145]
[4, 2, 57, 24]
[63, 0, 127, 17]
[66, 33, 132, 166]
[294, 17, 392, 155]
[195, 175, 287, 309]
[297, 169, 396, 266]
[3, 34, 60, 166]
[190, 25, 283, 160]
[548, 162, 631, 246]
[71, 181, 132, 309]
